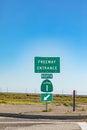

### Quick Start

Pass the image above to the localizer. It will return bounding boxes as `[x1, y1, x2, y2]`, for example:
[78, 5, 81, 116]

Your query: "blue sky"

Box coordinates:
[0, 0, 87, 94]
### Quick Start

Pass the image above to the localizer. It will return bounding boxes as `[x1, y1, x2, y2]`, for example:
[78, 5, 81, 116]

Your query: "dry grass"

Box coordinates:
[0, 93, 87, 106]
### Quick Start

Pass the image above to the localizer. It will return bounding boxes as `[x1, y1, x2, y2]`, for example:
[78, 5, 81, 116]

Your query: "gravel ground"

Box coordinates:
[0, 104, 87, 116]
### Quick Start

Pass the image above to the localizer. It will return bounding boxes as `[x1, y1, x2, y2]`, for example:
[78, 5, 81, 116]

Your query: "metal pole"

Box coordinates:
[73, 90, 75, 111]
[46, 102, 48, 112]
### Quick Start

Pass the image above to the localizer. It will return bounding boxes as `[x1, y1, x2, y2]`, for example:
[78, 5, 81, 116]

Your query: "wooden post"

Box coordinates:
[73, 90, 76, 111]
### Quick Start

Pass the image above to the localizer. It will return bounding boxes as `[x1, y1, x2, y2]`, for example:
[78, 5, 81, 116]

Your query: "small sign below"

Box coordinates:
[41, 93, 53, 102]
[41, 74, 53, 79]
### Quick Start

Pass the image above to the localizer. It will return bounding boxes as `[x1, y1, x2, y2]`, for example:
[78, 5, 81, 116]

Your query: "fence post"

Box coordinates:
[73, 90, 76, 111]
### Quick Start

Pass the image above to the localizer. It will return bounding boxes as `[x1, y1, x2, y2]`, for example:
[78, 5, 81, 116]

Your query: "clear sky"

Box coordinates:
[0, 0, 87, 95]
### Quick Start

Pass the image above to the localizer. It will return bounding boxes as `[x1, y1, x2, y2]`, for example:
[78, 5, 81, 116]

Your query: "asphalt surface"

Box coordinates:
[1, 124, 80, 130]
[0, 118, 81, 130]
[0, 114, 87, 130]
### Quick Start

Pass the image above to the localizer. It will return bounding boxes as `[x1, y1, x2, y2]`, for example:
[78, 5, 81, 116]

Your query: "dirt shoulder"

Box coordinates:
[0, 104, 87, 116]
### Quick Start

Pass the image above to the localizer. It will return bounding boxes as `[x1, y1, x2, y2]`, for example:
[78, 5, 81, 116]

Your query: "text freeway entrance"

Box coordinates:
[34, 57, 60, 73]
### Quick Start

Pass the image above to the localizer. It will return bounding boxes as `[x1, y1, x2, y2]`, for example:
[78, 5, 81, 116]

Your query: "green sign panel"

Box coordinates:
[41, 93, 53, 102]
[41, 74, 53, 79]
[34, 57, 60, 73]
[41, 79, 53, 92]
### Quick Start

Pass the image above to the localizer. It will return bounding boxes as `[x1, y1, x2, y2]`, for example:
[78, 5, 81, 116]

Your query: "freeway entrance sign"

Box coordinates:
[41, 93, 53, 102]
[34, 56, 61, 111]
[41, 79, 53, 92]
[34, 57, 60, 73]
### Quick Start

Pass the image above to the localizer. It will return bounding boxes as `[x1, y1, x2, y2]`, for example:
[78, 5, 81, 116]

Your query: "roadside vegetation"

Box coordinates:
[0, 92, 87, 105]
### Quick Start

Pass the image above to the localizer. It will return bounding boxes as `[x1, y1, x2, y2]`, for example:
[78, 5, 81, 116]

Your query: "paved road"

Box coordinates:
[0, 117, 87, 130]
[0, 122, 81, 130]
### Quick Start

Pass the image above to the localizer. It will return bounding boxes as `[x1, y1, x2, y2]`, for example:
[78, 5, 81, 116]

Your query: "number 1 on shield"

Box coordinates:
[46, 85, 48, 92]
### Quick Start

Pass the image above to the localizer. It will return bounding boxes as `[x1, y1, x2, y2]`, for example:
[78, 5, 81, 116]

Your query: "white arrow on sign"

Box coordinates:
[44, 94, 50, 101]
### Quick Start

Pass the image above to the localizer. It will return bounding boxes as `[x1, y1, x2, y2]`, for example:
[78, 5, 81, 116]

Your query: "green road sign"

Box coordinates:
[34, 57, 60, 73]
[41, 93, 53, 102]
[41, 79, 53, 92]
[41, 74, 53, 79]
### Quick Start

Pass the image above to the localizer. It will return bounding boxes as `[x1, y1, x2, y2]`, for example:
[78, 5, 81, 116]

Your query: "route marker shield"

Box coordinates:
[41, 79, 53, 92]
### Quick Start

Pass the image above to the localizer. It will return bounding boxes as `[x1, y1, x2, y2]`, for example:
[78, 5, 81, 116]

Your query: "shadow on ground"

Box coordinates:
[0, 113, 87, 120]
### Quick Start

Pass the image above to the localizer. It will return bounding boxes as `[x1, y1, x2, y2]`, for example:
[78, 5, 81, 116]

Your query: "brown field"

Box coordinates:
[0, 93, 87, 116]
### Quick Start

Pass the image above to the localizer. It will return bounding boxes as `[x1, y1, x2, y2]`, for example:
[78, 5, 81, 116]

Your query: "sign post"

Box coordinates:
[41, 93, 53, 111]
[73, 90, 76, 111]
[41, 79, 53, 112]
[34, 57, 60, 112]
